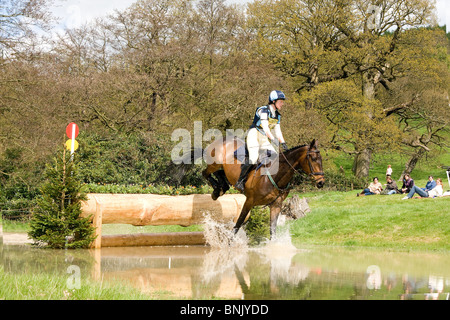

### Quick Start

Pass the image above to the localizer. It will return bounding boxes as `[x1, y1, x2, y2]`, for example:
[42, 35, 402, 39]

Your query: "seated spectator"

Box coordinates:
[422, 175, 436, 192]
[401, 174, 414, 194]
[402, 178, 443, 200]
[382, 176, 399, 195]
[357, 177, 383, 196]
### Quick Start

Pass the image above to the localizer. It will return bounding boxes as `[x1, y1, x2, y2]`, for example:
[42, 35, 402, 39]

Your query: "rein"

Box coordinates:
[282, 149, 324, 178]
[267, 171, 291, 193]
[266, 147, 324, 193]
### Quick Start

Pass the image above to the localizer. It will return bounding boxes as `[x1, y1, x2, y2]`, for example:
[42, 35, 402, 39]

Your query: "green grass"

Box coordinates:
[0, 266, 157, 300]
[302, 144, 450, 251]
[1, 219, 30, 233]
[290, 190, 450, 251]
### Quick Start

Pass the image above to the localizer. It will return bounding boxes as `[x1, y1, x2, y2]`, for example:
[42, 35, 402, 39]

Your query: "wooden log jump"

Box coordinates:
[80, 193, 247, 248]
[101, 232, 206, 247]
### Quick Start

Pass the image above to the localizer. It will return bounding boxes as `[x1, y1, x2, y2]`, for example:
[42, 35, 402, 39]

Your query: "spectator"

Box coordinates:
[382, 176, 399, 195]
[401, 174, 414, 194]
[357, 177, 383, 196]
[402, 178, 443, 200]
[386, 164, 393, 177]
[422, 175, 436, 192]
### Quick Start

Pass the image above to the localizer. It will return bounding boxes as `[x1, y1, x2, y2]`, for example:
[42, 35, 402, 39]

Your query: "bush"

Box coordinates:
[0, 147, 42, 201]
[244, 207, 270, 246]
[28, 147, 96, 249]
[76, 132, 184, 186]
[84, 182, 241, 195]
[75, 132, 214, 188]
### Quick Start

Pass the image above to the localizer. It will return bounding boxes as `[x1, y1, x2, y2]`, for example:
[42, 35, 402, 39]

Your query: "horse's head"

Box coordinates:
[302, 139, 325, 188]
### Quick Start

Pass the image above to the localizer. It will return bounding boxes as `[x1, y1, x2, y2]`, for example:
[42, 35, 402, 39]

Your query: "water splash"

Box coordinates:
[256, 216, 298, 253]
[200, 212, 249, 286]
[202, 212, 248, 249]
[201, 211, 297, 253]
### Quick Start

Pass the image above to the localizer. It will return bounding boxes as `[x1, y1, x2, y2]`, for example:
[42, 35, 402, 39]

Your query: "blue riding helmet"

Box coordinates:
[269, 90, 286, 104]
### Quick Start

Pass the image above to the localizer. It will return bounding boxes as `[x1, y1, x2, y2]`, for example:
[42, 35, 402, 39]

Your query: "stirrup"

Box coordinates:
[234, 180, 245, 192]
[234, 163, 252, 191]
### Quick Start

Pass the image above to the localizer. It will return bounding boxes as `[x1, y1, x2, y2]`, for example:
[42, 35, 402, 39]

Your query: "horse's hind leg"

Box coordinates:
[202, 165, 222, 200]
[214, 170, 230, 196]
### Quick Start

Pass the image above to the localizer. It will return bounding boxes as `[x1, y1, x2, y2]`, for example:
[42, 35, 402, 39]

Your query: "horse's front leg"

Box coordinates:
[269, 204, 282, 240]
[233, 200, 253, 235]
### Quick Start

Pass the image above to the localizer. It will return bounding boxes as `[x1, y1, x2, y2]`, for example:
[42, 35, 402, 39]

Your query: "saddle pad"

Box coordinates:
[234, 145, 249, 163]
[234, 145, 275, 171]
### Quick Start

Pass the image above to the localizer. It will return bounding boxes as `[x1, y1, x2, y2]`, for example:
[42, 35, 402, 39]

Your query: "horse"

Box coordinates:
[198, 137, 325, 239]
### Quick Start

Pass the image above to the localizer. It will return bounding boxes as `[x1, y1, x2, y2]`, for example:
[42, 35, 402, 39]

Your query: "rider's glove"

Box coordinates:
[281, 143, 289, 151]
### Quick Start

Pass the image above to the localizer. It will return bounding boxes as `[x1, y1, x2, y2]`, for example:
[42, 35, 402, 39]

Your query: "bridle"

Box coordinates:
[281, 148, 324, 178]
[266, 147, 324, 194]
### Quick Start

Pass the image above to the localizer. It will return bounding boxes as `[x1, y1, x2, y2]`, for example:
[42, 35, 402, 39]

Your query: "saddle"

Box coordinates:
[234, 144, 276, 171]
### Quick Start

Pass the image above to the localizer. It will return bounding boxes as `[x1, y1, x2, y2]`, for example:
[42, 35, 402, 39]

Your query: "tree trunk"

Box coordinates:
[352, 71, 377, 179]
[353, 148, 372, 179]
[399, 148, 426, 181]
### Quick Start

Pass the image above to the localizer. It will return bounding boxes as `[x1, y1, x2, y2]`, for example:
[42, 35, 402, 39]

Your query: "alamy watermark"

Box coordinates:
[64, 5, 82, 29]
[66, 265, 81, 290]
[367, 4, 382, 30]
[366, 265, 381, 290]
[170, 121, 280, 174]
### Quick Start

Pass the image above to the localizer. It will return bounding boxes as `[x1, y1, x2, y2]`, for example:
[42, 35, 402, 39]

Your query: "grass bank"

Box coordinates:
[0, 266, 157, 300]
[290, 190, 450, 251]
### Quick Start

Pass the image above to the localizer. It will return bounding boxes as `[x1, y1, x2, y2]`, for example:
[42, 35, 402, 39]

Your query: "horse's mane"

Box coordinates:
[283, 144, 308, 154]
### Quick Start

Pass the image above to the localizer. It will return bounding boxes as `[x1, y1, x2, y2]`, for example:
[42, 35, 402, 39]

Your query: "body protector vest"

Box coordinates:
[249, 105, 281, 135]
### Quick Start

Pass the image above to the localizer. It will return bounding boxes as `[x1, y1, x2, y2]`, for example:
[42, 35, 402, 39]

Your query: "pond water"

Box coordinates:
[2, 235, 449, 300]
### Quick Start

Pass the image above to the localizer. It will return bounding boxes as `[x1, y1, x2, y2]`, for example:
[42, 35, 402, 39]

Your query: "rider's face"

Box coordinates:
[274, 99, 284, 110]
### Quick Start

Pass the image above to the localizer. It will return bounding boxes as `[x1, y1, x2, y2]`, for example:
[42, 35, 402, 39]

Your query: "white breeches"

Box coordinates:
[246, 128, 277, 164]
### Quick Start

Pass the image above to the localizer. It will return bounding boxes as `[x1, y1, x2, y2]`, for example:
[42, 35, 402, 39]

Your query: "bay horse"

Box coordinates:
[199, 137, 325, 239]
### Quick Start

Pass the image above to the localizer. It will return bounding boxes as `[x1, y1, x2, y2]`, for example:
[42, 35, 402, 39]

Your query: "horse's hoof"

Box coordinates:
[212, 190, 221, 200]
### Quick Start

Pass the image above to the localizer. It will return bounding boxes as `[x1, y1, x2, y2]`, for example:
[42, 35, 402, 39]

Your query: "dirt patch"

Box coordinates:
[2, 232, 33, 245]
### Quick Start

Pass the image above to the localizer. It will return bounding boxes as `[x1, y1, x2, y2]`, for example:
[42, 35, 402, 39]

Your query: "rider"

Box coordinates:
[235, 90, 289, 191]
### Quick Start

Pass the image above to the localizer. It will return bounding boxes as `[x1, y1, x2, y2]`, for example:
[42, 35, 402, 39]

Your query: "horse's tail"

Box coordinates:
[184, 148, 205, 165]
[167, 148, 204, 186]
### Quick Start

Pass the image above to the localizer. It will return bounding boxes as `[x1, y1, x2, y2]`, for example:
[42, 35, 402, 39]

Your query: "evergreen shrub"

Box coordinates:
[28, 147, 96, 249]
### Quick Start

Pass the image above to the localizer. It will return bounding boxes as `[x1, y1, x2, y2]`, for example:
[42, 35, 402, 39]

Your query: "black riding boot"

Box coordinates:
[234, 163, 253, 192]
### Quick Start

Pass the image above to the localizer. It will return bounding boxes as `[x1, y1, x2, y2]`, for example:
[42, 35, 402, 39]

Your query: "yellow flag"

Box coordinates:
[65, 139, 79, 151]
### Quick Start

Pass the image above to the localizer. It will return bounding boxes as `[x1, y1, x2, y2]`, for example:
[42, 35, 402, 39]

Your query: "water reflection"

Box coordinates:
[2, 242, 450, 300]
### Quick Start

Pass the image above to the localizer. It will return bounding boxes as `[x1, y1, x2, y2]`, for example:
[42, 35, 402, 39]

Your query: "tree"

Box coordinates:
[0, 0, 55, 58]
[29, 146, 95, 249]
[379, 27, 450, 179]
[333, 0, 437, 178]
[248, 0, 439, 178]
[0, 0, 62, 198]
